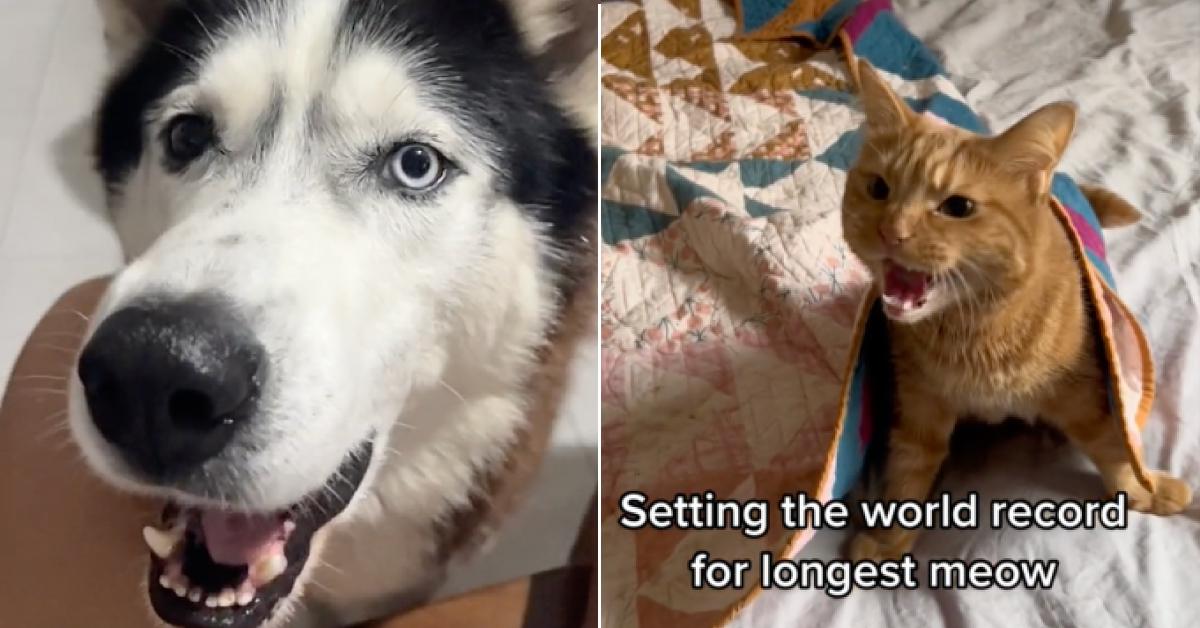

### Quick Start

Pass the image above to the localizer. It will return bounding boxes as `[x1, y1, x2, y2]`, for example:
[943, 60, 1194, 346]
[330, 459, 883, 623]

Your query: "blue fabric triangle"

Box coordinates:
[744, 195, 784, 218]
[601, 146, 626, 184]
[665, 164, 724, 208]
[739, 159, 804, 189]
[853, 12, 943, 81]
[797, 87, 855, 106]
[741, 0, 793, 33]
[601, 199, 677, 245]
[676, 160, 735, 174]
[815, 129, 863, 171]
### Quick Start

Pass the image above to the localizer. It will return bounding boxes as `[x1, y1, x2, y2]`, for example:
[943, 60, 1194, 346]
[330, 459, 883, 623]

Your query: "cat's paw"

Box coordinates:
[848, 531, 913, 562]
[1147, 472, 1191, 515]
[1123, 471, 1191, 515]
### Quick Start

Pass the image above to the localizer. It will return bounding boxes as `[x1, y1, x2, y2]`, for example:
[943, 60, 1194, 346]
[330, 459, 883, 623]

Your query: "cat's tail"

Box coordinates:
[1081, 184, 1142, 228]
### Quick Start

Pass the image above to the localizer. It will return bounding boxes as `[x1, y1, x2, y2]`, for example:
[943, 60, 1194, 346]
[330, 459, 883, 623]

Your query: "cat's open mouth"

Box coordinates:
[881, 260, 935, 320]
[142, 442, 372, 628]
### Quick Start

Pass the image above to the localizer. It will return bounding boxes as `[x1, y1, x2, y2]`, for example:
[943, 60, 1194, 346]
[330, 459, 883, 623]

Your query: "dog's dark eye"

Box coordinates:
[164, 114, 215, 164]
[938, 195, 976, 218]
[867, 175, 890, 201]
[384, 143, 446, 191]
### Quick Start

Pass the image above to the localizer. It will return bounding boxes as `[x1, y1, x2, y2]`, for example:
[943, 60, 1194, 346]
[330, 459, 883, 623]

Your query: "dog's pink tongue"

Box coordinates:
[883, 262, 930, 303]
[200, 511, 285, 566]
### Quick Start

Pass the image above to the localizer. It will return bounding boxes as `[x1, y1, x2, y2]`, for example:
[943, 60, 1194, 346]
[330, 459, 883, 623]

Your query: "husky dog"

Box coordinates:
[70, 1, 596, 626]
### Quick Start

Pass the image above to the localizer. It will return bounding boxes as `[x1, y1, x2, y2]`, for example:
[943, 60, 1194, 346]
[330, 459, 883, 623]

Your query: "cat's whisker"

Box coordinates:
[944, 269, 968, 325]
[955, 261, 990, 317]
[952, 267, 979, 323]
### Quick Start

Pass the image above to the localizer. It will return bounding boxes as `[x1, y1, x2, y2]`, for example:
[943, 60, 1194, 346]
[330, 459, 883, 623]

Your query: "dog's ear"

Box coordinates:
[96, 0, 173, 67]
[504, 0, 596, 138]
[504, 0, 576, 56]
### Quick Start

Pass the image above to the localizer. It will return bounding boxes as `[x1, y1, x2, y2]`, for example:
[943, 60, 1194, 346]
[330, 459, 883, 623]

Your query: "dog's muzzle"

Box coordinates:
[77, 296, 264, 479]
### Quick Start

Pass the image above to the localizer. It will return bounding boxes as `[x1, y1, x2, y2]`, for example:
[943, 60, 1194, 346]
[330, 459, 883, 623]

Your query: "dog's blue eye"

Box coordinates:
[385, 143, 445, 191]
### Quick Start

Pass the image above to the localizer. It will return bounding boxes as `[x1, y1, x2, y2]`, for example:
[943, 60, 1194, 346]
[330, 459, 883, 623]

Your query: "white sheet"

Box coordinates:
[735, 1, 1200, 625]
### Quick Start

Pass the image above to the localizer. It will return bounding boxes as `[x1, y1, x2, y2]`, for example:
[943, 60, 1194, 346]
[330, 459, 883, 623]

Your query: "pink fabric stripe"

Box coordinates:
[1065, 204, 1107, 257]
[844, 0, 892, 42]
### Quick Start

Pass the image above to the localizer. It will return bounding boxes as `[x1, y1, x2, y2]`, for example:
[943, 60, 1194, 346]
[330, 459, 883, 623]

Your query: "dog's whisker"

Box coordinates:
[35, 331, 87, 342]
[315, 558, 346, 576]
[13, 387, 69, 397]
[303, 577, 338, 597]
[437, 379, 468, 406]
[11, 374, 70, 383]
[44, 308, 92, 324]
[30, 343, 80, 356]
[34, 410, 72, 441]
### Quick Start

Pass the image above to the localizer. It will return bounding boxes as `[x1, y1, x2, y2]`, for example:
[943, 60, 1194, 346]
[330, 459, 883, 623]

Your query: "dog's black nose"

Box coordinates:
[77, 298, 263, 478]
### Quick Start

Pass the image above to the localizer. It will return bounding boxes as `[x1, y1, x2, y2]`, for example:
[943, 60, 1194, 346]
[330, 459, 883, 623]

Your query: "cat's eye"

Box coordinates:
[867, 175, 890, 201]
[164, 114, 216, 165]
[937, 195, 976, 218]
[383, 143, 448, 192]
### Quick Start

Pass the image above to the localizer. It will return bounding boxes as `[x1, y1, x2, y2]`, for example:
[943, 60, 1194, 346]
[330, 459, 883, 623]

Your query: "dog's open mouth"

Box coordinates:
[144, 442, 373, 628]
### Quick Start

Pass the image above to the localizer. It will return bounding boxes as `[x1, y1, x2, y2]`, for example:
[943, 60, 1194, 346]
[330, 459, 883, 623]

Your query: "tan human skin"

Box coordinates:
[0, 278, 163, 626]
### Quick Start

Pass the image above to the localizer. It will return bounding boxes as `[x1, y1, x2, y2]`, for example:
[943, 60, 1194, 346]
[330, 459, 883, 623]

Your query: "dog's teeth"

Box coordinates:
[218, 589, 236, 607]
[188, 588, 203, 603]
[250, 553, 288, 585]
[143, 525, 182, 559]
[173, 582, 188, 598]
[236, 587, 254, 606]
[205, 596, 219, 608]
[158, 575, 171, 589]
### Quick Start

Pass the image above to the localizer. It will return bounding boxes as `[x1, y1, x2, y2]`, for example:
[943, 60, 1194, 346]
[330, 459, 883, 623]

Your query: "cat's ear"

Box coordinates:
[856, 59, 912, 133]
[989, 102, 1077, 194]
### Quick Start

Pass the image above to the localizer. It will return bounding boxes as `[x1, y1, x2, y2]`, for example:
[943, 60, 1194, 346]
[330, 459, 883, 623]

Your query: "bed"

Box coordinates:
[600, 0, 1200, 626]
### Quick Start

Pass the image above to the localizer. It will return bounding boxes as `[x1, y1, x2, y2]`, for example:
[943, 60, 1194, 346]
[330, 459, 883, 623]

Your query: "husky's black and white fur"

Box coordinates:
[69, 1, 595, 626]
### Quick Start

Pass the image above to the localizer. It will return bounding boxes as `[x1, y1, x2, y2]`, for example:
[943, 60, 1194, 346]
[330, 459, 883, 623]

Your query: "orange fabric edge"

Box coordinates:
[840, 29, 861, 86]
[1048, 197, 1155, 491]
[711, 287, 879, 628]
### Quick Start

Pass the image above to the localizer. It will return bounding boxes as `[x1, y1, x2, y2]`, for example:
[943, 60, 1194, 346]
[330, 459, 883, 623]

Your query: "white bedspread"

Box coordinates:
[735, 1, 1200, 626]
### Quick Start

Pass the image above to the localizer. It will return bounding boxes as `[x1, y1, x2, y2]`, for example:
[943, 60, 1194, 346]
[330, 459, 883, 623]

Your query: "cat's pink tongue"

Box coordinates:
[200, 510, 286, 566]
[883, 262, 930, 304]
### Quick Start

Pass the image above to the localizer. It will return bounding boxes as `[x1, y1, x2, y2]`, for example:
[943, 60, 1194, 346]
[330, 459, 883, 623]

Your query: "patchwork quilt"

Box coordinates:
[599, 1, 1156, 626]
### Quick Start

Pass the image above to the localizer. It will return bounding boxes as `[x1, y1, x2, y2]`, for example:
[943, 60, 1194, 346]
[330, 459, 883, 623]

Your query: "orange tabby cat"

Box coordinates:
[841, 59, 1192, 561]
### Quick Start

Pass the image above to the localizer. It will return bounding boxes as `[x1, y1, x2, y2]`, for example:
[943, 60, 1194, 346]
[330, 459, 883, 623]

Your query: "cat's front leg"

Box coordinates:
[1042, 383, 1192, 515]
[848, 388, 957, 562]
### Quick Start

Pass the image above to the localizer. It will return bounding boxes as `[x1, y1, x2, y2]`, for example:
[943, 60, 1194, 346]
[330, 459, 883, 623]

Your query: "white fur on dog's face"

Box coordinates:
[70, 0, 557, 512]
